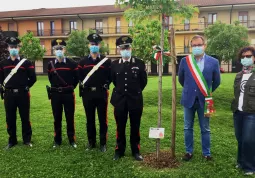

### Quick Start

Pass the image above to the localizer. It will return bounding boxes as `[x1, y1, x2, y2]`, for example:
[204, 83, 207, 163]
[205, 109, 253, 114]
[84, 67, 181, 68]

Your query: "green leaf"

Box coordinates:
[204, 21, 249, 63]
[19, 32, 45, 61]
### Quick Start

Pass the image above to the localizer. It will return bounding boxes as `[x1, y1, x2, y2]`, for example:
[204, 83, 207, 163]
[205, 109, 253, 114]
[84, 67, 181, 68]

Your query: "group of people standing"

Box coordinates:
[0, 33, 147, 161]
[178, 35, 255, 175]
[0, 33, 254, 175]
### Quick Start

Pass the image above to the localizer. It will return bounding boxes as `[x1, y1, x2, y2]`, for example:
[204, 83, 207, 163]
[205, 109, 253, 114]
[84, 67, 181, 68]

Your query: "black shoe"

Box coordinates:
[24, 142, 33, 147]
[100, 145, 107, 152]
[113, 153, 122, 161]
[182, 153, 193, 161]
[202, 155, 213, 161]
[53, 142, 61, 148]
[5, 143, 17, 150]
[133, 153, 143, 161]
[70, 142, 77, 149]
[85, 143, 96, 151]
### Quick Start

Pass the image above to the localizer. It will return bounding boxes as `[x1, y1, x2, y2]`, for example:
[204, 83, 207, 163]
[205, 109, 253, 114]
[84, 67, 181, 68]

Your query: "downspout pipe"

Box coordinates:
[77, 14, 84, 30]
[11, 17, 19, 32]
[230, 5, 234, 24]
[229, 4, 234, 73]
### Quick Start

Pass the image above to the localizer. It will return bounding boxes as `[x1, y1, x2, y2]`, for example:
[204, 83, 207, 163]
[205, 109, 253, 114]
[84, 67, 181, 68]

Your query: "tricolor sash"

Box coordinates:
[186, 54, 215, 117]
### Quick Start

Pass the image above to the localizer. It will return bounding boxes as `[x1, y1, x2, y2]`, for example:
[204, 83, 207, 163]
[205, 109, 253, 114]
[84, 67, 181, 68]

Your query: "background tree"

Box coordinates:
[116, 0, 197, 159]
[19, 32, 45, 61]
[128, 19, 170, 64]
[66, 30, 109, 59]
[204, 21, 249, 64]
[0, 26, 9, 61]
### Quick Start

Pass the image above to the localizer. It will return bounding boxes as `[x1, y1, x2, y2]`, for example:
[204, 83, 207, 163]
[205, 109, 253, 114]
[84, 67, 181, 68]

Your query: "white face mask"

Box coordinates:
[55, 50, 64, 58]
[120, 50, 131, 59]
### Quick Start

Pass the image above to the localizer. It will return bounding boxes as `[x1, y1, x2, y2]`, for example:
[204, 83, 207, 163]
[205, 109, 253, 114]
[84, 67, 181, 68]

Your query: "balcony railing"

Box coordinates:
[166, 22, 212, 32]
[44, 48, 55, 56]
[90, 26, 130, 35]
[28, 29, 71, 37]
[169, 20, 255, 32]
[239, 20, 255, 28]
[175, 46, 191, 54]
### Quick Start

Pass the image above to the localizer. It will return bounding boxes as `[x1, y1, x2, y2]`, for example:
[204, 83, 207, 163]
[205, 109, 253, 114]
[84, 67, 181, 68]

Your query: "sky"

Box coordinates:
[0, 0, 117, 12]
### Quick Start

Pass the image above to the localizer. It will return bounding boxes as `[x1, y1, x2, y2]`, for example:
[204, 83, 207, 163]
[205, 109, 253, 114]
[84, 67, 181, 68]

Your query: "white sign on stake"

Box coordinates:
[149, 128, 165, 139]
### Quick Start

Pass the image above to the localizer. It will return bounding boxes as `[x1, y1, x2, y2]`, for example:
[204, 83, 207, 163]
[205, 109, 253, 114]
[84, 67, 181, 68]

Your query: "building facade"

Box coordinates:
[0, 0, 255, 74]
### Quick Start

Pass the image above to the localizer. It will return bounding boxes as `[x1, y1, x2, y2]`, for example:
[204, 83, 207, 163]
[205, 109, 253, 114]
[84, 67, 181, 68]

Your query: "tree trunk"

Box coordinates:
[170, 28, 177, 158]
[156, 13, 165, 160]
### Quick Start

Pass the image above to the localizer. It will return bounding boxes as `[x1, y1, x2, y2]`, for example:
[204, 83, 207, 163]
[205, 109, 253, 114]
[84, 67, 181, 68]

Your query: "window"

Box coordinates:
[95, 20, 103, 34]
[184, 36, 190, 53]
[40, 40, 45, 49]
[184, 19, 190, 30]
[8, 23, 14, 31]
[164, 16, 173, 30]
[37, 22, 44, 36]
[208, 13, 217, 25]
[70, 21, 77, 31]
[50, 21, 55, 36]
[116, 18, 121, 33]
[169, 16, 173, 29]
[239, 11, 248, 27]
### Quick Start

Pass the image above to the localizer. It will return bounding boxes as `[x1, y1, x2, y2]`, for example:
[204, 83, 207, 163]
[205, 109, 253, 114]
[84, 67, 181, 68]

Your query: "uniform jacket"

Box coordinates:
[78, 54, 111, 100]
[0, 57, 36, 89]
[110, 57, 147, 110]
[178, 54, 221, 108]
[48, 58, 79, 88]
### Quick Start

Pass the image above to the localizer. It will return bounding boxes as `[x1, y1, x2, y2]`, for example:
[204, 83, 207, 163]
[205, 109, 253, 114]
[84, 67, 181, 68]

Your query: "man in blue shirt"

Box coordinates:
[178, 35, 221, 161]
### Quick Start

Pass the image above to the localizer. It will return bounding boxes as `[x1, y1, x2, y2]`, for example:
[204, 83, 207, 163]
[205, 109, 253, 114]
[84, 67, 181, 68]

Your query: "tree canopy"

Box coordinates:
[66, 30, 109, 58]
[19, 32, 45, 61]
[204, 21, 250, 62]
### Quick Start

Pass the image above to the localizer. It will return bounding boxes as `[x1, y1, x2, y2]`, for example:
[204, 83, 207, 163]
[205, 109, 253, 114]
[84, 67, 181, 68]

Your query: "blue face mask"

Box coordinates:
[55, 50, 64, 58]
[90, 46, 99, 53]
[120, 50, 131, 59]
[9, 49, 19, 56]
[192, 46, 204, 56]
[241, 57, 254, 67]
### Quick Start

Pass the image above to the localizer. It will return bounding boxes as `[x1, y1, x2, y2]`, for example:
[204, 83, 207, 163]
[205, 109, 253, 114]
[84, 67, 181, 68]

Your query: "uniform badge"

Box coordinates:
[56, 39, 62, 45]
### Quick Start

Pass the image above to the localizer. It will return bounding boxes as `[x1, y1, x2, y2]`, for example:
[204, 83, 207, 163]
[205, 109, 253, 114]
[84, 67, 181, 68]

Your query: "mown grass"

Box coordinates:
[0, 74, 252, 178]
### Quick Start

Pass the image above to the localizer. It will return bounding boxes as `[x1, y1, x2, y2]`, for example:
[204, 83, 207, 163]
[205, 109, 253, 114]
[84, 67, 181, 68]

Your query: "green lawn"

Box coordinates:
[0, 74, 250, 178]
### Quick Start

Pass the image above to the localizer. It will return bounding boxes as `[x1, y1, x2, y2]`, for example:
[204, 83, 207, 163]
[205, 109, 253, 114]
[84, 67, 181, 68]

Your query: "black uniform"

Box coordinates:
[0, 57, 36, 145]
[111, 57, 147, 156]
[78, 54, 111, 146]
[48, 58, 79, 145]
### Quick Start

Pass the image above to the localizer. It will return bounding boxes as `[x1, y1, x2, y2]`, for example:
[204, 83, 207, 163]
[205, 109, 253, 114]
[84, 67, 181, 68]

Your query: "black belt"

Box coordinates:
[5, 88, 29, 93]
[50, 86, 74, 93]
[83, 85, 108, 92]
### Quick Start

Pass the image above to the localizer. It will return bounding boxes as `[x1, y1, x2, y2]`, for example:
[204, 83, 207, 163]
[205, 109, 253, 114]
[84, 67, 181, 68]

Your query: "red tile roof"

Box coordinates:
[183, 0, 255, 6]
[0, 5, 124, 19]
[1, 1, 255, 19]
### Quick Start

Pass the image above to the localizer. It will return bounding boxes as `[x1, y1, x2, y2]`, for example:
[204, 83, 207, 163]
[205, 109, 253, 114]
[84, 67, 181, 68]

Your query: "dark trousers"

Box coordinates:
[51, 92, 75, 144]
[4, 91, 31, 144]
[82, 92, 108, 146]
[234, 111, 255, 172]
[114, 102, 143, 155]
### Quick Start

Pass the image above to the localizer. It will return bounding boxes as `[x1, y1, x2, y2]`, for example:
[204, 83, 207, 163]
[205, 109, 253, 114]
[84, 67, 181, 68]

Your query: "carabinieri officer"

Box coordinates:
[47, 39, 79, 148]
[0, 37, 36, 149]
[111, 36, 147, 161]
[78, 33, 111, 152]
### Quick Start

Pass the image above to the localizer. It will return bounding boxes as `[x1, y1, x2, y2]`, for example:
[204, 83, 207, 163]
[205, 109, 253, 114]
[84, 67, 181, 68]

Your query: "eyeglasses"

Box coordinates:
[191, 44, 204, 47]
[90, 43, 99, 46]
[55, 47, 63, 50]
[120, 47, 131, 50]
[119, 44, 131, 50]
[9, 45, 18, 49]
[241, 55, 253, 58]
